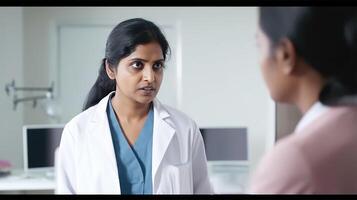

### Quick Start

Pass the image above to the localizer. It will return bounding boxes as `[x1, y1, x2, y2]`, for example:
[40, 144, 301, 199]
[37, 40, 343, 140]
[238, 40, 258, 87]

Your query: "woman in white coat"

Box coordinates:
[56, 18, 213, 194]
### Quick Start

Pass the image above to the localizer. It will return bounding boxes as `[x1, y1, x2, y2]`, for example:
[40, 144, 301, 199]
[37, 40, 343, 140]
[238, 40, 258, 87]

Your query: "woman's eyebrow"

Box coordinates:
[129, 58, 164, 62]
[129, 58, 148, 62]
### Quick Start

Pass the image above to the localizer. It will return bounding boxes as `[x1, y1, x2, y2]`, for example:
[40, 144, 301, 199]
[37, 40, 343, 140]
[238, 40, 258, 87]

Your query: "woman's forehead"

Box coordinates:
[127, 43, 164, 59]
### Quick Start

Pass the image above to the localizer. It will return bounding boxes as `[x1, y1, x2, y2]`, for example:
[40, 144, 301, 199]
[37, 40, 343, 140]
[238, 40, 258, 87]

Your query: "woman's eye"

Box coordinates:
[153, 62, 164, 70]
[131, 61, 143, 69]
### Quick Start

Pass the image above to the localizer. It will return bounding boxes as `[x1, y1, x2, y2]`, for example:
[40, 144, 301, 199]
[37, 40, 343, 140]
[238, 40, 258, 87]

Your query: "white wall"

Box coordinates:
[177, 8, 276, 172]
[22, 7, 275, 174]
[0, 8, 24, 168]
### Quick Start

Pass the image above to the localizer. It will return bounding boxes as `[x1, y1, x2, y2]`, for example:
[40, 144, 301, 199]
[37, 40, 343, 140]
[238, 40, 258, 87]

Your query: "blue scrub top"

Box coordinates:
[107, 96, 153, 194]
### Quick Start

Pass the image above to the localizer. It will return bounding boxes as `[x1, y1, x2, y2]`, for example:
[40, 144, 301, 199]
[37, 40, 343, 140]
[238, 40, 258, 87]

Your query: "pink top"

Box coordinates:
[248, 106, 357, 194]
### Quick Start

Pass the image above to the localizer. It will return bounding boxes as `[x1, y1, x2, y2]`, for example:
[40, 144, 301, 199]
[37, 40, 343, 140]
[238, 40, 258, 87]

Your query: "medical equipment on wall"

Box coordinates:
[5, 79, 54, 110]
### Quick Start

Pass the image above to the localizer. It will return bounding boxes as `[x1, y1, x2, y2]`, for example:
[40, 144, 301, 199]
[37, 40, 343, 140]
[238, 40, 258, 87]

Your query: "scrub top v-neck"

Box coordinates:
[106, 96, 154, 194]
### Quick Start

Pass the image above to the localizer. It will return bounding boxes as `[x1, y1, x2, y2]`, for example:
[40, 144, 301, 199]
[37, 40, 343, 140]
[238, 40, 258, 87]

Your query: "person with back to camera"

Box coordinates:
[249, 7, 357, 194]
[56, 18, 213, 194]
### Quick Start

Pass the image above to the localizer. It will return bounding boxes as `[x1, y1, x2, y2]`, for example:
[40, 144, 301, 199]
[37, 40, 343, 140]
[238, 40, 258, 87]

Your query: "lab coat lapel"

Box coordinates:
[89, 95, 175, 193]
[152, 99, 176, 188]
[89, 92, 121, 193]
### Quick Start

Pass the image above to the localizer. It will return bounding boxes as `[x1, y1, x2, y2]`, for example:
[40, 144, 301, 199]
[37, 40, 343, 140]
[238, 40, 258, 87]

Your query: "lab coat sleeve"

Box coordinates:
[191, 123, 215, 194]
[55, 124, 77, 194]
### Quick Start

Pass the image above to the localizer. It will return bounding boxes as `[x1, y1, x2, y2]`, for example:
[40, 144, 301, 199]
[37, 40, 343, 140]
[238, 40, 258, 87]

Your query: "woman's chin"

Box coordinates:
[135, 96, 156, 105]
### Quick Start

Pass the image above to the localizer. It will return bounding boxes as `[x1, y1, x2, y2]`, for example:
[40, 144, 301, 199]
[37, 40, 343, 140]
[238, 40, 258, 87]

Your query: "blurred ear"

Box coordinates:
[105, 60, 116, 80]
[274, 38, 297, 75]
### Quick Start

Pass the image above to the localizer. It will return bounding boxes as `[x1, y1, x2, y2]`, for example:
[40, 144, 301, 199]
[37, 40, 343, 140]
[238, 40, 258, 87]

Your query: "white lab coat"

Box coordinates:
[55, 92, 214, 194]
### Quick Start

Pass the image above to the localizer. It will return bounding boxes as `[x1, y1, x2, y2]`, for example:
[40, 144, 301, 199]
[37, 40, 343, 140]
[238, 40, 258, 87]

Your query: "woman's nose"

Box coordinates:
[142, 67, 155, 83]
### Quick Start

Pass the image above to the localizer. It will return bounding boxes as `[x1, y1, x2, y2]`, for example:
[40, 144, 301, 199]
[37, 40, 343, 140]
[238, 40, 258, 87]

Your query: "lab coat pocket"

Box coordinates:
[167, 163, 193, 194]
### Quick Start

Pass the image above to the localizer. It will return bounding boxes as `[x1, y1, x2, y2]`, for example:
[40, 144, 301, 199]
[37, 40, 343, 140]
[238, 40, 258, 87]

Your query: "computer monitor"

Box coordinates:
[23, 124, 64, 174]
[200, 127, 249, 193]
[200, 127, 248, 162]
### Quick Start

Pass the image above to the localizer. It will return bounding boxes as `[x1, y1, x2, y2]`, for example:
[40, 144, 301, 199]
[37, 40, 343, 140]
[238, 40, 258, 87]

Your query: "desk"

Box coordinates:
[0, 166, 248, 194]
[0, 169, 55, 194]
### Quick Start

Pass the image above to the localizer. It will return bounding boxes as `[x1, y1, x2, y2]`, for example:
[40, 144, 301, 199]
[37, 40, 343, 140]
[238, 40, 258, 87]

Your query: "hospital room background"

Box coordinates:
[0, 7, 302, 194]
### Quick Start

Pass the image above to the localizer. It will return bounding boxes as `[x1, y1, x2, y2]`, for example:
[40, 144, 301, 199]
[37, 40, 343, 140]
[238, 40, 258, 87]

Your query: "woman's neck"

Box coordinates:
[295, 90, 319, 114]
[111, 93, 151, 122]
[294, 70, 325, 114]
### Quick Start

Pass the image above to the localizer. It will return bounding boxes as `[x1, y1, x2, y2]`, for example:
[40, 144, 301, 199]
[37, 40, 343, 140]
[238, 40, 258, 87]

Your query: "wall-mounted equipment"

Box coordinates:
[5, 79, 55, 110]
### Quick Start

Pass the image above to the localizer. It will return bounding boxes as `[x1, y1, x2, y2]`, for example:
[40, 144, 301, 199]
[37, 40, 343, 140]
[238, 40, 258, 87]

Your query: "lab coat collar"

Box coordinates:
[89, 91, 176, 192]
[151, 99, 176, 190]
[91, 91, 114, 123]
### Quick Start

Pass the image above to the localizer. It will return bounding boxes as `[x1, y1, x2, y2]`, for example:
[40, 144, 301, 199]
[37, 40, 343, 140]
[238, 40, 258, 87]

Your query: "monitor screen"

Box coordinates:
[200, 128, 247, 161]
[23, 125, 64, 170]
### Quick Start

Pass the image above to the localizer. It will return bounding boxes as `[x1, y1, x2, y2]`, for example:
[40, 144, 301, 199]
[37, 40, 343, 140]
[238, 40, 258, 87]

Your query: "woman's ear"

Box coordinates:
[105, 60, 116, 80]
[275, 38, 297, 75]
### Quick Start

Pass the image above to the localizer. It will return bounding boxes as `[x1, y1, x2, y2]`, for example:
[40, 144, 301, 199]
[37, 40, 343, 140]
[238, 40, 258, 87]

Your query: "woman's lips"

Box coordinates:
[138, 86, 155, 96]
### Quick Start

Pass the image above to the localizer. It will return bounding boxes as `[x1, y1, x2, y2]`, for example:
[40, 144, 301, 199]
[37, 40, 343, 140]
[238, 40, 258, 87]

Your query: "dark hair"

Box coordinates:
[83, 18, 170, 110]
[259, 7, 357, 105]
